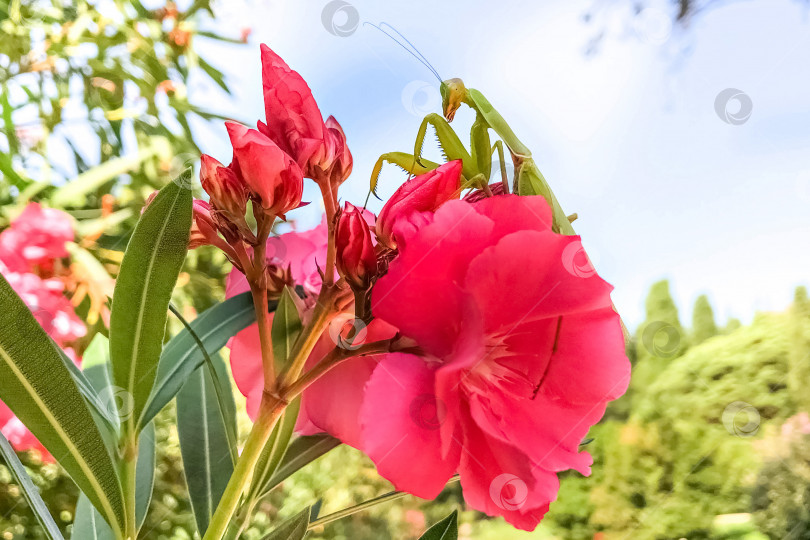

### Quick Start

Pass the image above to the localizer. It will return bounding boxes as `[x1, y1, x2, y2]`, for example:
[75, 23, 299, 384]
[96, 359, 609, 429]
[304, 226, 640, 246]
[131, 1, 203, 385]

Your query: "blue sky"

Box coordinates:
[188, 0, 810, 328]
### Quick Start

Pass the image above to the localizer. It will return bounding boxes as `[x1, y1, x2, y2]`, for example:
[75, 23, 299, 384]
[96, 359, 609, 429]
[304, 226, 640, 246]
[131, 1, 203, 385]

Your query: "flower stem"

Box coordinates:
[119, 435, 138, 540]
[251, 283, 276, 390]
[202, 394, 286, 540]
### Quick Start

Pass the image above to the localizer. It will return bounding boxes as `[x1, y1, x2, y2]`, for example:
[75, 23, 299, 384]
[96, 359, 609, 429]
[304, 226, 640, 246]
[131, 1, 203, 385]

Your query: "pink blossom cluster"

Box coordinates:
[0, 203, 85, 458]
[188, 45, 630, 530]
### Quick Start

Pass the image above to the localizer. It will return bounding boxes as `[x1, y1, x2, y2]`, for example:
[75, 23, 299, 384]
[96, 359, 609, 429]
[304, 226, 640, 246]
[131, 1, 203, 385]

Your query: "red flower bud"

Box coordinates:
[259, 44, 353, 185]
[336, 202, 376, 290]
[226, 122, 303, 217]
[200, 154, 248, 225]
[189, 199, 219, 249]
[376, 160, 462, 249]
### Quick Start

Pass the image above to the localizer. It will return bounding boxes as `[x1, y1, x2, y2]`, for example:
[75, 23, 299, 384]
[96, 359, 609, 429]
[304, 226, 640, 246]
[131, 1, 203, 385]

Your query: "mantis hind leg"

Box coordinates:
[490, 140, 509, 193]
[413, 113, 473, 175]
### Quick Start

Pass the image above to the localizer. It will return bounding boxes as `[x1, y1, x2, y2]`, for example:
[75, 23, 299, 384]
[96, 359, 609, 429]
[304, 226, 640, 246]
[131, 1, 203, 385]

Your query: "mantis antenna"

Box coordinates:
[363, 21, 442, 83]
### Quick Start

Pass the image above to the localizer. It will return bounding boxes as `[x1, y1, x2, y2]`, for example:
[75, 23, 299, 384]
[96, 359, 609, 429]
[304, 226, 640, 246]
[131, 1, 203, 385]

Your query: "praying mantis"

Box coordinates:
[366, 23, 576, 235]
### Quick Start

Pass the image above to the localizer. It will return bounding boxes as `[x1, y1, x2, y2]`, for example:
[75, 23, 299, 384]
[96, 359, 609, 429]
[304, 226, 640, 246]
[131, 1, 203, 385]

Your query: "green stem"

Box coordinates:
[202, 394, 286, 540]
[119, 436, 139, 540]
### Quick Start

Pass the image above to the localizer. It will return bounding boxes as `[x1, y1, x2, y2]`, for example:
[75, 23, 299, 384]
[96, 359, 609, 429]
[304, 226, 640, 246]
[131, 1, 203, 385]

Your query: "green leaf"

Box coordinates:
[419, 510, 458, 540]
[72, 494, 116, 540]
[135, 422, 156, 529]
[80, 334, 155, 531]
[0, 431, 65, 539]
[261, 507, 310, 540]
[265, 435, 341, 493]
[140, 292, 260, 428]
[272, 286, 303, 374]
[59, 340, 118, 438]
[248, 398, 301, 501]
[110, 179, 192, 435]
[0, 275, 125, 533]
[177, 354, 236, 535]
[51, 146, 158, 206]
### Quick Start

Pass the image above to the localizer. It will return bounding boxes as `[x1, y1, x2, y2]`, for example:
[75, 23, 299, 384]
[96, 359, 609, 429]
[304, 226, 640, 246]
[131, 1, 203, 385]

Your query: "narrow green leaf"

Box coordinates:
[177, 354, 236, 535]
[80, 335, 155, 531]
[168, 304, 238, 463]
[51, 147, 157, 206]
[58, 342, 118, 437]
[265, 435, 341, 493]
[418, 510, 458, 540]
[140, 292, 260, 428]
[135, 422, 156, 529]
[0, 431, 65, 539]
[72, 494, 115, 540]
[0, 275, 125, 533]
[110, 179, 192, 435]
[272, 286, 303, 374]
[262, 507, 310, 540]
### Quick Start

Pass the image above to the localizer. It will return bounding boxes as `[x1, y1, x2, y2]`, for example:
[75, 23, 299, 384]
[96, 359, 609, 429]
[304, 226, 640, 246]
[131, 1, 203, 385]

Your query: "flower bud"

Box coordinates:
[336, 202, 376, 290]
[189, 199, 219, 249]
[200, 154, 248, 227]
[226, 121, 303, 218]
[376, 160, 462, 249]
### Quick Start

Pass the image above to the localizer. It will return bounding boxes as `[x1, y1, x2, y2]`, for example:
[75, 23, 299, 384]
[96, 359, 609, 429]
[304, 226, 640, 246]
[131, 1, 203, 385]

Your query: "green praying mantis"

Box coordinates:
[366, 22, 576, 235]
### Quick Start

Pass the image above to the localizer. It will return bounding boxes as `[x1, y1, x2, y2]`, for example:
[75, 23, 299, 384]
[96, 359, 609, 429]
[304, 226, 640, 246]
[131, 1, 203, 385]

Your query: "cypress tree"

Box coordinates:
[692, 294, 718, 345]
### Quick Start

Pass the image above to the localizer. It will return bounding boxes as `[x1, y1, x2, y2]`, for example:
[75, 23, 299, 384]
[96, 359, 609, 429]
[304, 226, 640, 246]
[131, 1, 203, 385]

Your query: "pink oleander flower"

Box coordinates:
[226, 217, 395, 444]
[350, 194, 629, 530]
[226, 122, 304, 218]
[335, 202, 377, 290]
[364, 195, 629, 529]
[376, 160, 462, 249]
[258, 44, 352, 185]
[0, 203, 74, 274]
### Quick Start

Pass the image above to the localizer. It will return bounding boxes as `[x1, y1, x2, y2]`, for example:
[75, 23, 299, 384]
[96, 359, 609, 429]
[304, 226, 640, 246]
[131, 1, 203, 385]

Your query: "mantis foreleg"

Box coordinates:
[367, 152, 440, 205]
[413, 113, 474, 177]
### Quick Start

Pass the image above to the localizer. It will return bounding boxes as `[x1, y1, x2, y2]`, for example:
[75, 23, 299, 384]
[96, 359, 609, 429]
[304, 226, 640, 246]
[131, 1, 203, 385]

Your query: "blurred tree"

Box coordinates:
[692, 294, 719, 345]
[0, 0, 245, 219]
[788, 286, 810, 412]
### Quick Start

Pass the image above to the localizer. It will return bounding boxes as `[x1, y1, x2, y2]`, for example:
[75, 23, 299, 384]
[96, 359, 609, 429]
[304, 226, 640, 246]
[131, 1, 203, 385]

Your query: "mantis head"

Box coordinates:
[440, 78, 467, 122]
